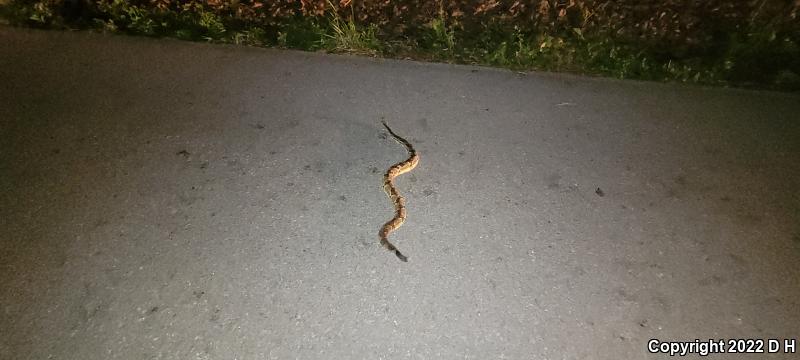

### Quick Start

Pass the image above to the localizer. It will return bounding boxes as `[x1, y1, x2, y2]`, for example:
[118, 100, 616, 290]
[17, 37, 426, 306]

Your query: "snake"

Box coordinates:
[379, 121, 420, 262]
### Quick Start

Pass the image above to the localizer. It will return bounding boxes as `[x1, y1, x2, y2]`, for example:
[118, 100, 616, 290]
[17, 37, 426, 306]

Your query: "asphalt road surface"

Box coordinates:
[1, 27, 799, 360]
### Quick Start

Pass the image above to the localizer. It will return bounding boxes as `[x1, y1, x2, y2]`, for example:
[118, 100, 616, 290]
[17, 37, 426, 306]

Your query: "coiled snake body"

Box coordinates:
[379, 122, 419, 262]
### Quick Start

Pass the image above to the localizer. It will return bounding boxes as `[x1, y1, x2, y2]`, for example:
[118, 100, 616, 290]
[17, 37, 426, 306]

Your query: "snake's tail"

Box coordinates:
[394, 249, 408, 262]
[381, 235, 408, 262]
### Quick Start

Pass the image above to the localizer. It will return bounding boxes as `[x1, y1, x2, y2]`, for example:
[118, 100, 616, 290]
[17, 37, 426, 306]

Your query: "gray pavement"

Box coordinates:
[1, 27, 799, 360]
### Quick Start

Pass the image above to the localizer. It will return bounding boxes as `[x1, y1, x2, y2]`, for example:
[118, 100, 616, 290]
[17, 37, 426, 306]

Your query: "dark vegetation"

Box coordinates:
[2, 0, 798, 90]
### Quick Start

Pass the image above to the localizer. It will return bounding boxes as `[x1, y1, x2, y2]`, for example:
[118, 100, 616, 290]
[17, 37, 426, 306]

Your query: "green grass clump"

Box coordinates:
[316, 0, 380, 55]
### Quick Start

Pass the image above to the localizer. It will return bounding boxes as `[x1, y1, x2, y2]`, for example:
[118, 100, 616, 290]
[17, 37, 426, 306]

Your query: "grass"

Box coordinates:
[0, 0, 797, 91]
[317, 0, 380, 55]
